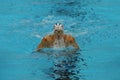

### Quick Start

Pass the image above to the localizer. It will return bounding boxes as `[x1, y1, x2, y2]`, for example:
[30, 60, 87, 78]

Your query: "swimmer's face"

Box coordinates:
[54, 29, 63, 35]
[54, 23, 64, 36]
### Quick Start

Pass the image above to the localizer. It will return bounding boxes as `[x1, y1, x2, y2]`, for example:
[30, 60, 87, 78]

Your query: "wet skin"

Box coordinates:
[37, 29, 80, 51]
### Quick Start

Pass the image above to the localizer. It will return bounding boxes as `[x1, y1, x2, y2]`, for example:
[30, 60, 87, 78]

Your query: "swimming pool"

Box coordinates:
[0, 0, 120, 80]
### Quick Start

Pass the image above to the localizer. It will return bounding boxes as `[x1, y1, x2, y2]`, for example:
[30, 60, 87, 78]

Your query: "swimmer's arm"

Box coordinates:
[72, 41, 80, 50]
[36, 37, 47, 51]
[70, 36, 80, 50]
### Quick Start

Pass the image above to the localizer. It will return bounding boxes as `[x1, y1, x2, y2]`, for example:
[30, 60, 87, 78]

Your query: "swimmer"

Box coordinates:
[36, 23, 80, 51]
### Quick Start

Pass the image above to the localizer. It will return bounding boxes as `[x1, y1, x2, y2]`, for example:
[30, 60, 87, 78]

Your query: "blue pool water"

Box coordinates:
[0, 0, 120, 80]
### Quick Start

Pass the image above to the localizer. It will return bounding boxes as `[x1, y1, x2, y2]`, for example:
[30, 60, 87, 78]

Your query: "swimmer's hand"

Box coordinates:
[31, 48, 42, 53]
[35, 48, 42, 52]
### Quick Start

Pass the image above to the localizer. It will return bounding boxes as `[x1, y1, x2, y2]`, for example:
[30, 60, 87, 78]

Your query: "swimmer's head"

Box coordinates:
[54, 23, 63, 31]
[54, 23, 64, 33]
[54, 23, 64, 38]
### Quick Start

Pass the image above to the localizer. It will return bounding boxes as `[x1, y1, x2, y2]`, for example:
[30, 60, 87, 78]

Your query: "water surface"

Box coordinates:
[0, 0, 120, 80]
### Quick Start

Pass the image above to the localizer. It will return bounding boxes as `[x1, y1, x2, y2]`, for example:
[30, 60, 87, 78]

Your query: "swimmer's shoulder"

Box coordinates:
[42, 34, 54, 42]
[63, 34, 75, 42]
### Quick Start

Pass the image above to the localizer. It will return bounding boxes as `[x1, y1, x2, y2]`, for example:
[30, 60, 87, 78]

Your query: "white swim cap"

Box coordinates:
[54, 23, 63, 31]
